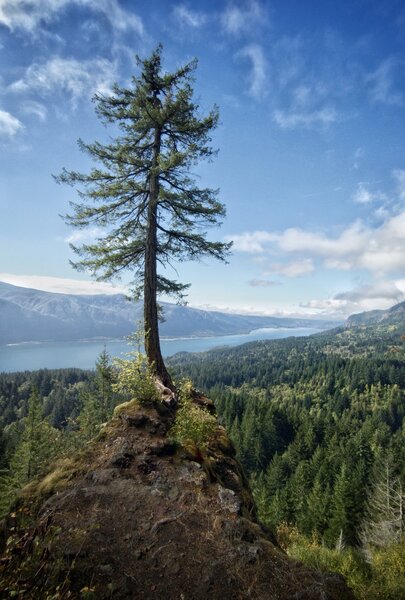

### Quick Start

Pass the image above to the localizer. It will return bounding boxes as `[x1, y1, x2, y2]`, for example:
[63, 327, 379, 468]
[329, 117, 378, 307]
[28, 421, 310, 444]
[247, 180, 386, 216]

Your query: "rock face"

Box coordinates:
[0, 398, 354, 599]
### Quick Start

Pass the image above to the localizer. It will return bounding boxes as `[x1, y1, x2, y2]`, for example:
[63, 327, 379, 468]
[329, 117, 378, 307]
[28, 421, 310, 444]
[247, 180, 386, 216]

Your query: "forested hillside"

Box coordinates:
[0, 368, 92, 471]
[169, 321, 405, 598]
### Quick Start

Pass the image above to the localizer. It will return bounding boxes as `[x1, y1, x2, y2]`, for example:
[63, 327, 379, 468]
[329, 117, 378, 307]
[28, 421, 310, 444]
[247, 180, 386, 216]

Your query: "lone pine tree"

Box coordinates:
[57, 46, 231, 387]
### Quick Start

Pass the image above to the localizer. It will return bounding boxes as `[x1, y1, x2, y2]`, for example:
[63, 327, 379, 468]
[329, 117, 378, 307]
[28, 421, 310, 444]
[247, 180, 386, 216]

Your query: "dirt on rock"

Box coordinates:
[0, 397, 355, 600]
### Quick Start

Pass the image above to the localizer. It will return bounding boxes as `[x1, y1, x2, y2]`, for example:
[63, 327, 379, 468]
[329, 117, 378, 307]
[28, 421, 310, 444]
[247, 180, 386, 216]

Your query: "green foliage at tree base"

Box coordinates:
[170, 380, 217, 449]
[112, 351, 160, 406]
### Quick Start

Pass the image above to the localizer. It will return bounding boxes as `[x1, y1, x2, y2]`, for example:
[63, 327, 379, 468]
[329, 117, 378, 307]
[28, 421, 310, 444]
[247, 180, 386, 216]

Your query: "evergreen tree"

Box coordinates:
[304, 476, 330, 536]
[0, 390, 61, 516]
[56, 46, 231, 386]
[78, 350, 117, 438]
[95, 348, 116, 422]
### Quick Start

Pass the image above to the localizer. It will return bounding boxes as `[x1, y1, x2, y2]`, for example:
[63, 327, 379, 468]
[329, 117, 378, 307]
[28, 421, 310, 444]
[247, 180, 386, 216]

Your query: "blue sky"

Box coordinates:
[1, 0, 405, 319]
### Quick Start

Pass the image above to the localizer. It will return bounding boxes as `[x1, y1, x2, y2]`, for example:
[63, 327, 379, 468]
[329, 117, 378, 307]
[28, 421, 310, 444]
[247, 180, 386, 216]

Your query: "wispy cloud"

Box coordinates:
[367, 57, 404, 106]
[9, 56, 117, 108]
[352, 182, 387, 204]
[272, 35, 305, 88]
[273, 106, 338, 129]
[0, 0, 144, 36]
[264, 259, 315, 278]
[267, 32, 369, 130]
[237, 44, 267, 99]
[220, 0, 263, 36]
[0, 109, 24, 137]
[0, 273, 128, 295]
[352, 183, 374, 204]
[248, 279, 280, 287]
[301, 297, 350, 316]
[393, 169, 405, 200]
[21, 100, 47, 121]
[173, 5, 207, 28]
[95, 0, 144, 34]
[270, 50, 342, 130]
[352, 146, 364, 170]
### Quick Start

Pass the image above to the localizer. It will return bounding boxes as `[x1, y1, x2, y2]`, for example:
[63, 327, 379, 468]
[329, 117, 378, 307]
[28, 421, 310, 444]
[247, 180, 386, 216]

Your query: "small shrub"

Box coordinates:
[112, 352, 159, 405]
[276, 522, 301, 551]
[171, 379, 217, 448]
[278, 523, 405, 600]
[367, 540, 405, 600]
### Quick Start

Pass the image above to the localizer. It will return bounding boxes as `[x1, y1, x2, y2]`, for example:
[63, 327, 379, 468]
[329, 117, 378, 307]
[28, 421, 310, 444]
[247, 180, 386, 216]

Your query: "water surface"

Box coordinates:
[0, 327, 322, 373]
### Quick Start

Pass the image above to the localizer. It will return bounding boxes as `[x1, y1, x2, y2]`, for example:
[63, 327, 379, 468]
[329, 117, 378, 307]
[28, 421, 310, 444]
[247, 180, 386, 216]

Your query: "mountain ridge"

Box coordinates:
[0, 281, 338, 344]
[346, 299, 405, 326]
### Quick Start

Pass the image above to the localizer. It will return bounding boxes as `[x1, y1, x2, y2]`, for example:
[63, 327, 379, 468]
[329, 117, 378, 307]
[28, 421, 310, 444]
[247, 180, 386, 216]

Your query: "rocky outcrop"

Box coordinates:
[0, 397, 354, 599]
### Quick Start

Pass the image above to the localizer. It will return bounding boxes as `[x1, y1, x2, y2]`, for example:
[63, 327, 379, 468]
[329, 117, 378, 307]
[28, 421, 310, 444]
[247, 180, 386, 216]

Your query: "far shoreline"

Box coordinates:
[2, 323, 337, 348]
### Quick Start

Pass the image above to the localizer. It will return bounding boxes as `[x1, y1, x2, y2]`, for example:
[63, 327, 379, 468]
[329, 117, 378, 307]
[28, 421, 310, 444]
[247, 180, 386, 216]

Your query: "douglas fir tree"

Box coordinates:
[57, 46, 231, 387]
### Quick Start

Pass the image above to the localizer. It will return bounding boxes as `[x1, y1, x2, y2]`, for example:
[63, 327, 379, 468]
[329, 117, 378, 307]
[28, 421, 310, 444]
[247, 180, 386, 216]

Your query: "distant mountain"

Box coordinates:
[346, 300, 405, 327]
[0, 282, 337, 344]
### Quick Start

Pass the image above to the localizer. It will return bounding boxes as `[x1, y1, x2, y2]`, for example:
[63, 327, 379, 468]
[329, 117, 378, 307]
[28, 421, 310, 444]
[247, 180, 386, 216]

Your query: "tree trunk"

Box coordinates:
[144, 126, 173, 389]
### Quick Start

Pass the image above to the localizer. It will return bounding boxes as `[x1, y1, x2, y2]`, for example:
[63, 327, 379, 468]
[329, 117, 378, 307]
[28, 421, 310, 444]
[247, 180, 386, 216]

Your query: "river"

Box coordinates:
[0, 327, 323, 372]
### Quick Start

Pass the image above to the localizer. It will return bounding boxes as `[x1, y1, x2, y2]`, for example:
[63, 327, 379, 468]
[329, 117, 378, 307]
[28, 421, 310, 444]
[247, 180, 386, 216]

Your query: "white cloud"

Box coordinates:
[221, 0, 263, 36]
[10, 56, 117, 107]
[0, 0, 144, 35]
[0, 109, 24, 137]
[225, 230, 275, 253]
[302, 280, 405, 318]
[173, 5, 207, 28]
[301, 297, 348, 313]
[273, 106, 338, 129]
[352, 182, 387, 204]
[64, 227, 103, 244]
[237, 44, 267, 99]
[335, 281, 404, 303]
[353, 183, 372, 204]
[264, 259, 315, 278]
[274, 222, 367, 257]
[0, 273, 128, 295]
[227, 203, 405, 277]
